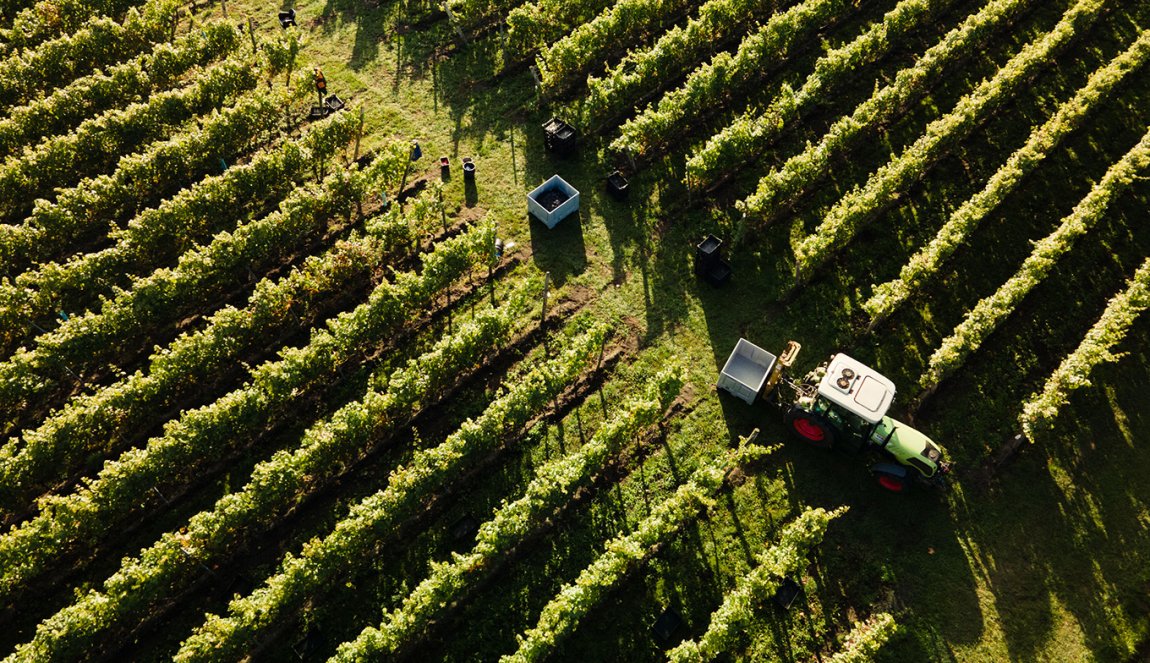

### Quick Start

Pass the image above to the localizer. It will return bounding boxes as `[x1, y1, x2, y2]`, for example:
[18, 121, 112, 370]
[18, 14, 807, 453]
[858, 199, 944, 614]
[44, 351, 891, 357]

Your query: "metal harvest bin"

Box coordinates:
[717, 338, 777, 404]
[528, 175, 580, 229]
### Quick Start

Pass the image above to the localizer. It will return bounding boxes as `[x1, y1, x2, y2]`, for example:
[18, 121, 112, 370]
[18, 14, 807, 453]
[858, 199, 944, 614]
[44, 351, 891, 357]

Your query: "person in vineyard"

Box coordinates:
[314, 68, 327, 103]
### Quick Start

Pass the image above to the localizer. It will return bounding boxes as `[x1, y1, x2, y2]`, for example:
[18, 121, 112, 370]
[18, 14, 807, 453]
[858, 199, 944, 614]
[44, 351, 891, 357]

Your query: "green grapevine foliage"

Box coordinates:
[862, 27, 1150, 327]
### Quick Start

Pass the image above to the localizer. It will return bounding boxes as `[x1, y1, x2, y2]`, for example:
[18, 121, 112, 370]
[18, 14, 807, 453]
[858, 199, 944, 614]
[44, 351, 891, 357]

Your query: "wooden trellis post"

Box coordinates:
[353, 107, 365, 163]
[541, 271, 551, 322]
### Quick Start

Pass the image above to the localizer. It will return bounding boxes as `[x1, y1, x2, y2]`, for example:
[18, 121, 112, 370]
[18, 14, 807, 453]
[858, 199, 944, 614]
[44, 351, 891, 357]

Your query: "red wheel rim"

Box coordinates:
[793, 418, 825, 441]
[878, 475, 905, 492]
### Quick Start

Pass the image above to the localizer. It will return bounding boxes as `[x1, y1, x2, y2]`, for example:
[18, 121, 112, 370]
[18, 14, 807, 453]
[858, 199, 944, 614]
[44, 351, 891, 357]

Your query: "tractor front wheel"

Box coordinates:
[870, 463, 910, 493]
[784, 407, 835, 448]
[876, 474, 907, 492]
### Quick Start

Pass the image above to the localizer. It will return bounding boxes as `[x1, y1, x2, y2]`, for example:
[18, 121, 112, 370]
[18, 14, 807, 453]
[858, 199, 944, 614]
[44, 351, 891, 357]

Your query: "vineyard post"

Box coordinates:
[247, 18, 257, 53]
[864, 312, 884, 335]
[439, 186, 447, 231]
[530, 66, 543, 109]
[353, 171, 363, 220]
[353, 107, 365, 163]
[444, 3, 468, 44]
[150, 486, 171, 505]
[286, 46, 295, 89]
[398, 148, 415, 199]
[489, 256, 495, 305]
[541, 271, 550, 322]
[488, 222, 497, 306]
[220, 0, 228, 18]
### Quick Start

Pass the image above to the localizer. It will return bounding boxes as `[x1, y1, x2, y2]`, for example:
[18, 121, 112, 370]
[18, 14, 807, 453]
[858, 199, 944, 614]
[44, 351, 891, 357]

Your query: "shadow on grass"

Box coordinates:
[317, 0, 388, 70]
[528, 208, 587, 287]
[961, 341, 1150, 661]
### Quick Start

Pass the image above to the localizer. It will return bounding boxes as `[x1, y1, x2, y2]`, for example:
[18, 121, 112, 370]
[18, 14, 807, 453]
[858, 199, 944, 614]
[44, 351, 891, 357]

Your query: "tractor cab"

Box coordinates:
[783, 353, 950, 491]
[789, 354, 895, 448]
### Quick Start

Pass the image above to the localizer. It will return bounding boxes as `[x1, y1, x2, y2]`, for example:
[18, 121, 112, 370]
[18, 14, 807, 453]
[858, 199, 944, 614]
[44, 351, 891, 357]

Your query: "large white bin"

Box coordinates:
[527, 175, 580, 229]
[717, 338, 777, 405]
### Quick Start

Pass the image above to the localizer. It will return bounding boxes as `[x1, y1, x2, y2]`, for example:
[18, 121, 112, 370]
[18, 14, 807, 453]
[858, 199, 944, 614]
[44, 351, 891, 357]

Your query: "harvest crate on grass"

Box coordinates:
[718, 338, 777, 404]
[528, 175, 580, 228]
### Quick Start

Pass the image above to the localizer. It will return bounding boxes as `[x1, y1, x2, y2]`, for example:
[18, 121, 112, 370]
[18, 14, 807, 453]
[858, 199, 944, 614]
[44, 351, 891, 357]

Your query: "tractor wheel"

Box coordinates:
[784, 407, 835, 448]
[870, 464, 910, 493]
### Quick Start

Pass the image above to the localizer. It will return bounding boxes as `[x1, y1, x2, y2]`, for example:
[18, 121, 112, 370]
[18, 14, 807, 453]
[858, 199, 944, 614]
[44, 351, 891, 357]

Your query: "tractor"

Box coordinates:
[717, 339, 950, 492]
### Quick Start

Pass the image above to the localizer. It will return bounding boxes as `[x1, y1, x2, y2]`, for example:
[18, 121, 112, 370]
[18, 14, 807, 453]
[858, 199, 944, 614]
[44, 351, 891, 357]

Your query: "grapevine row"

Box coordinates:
[685, 0, 956, 189]
[0, 150, 410, 514]
[536, 0, 694, 95]
[0, 223, 494, 608]
[0, 110, 360, 357]
[6, 292, 591, 663]
[1, 88, 284, 272]
[0, 22, 240, 160]
[791, 0, 1106, 284]
[322, 370, 682, 660]
[738, 0, 1033, 221]
[863, 27, 1150, 328]
[505, 0, 619, 62]
[174, 317, 607, 661]
[612, 0, 853, 158]
[579, 0, 774, 129]
[0, 0, 180, 111]
[0, 182, 446, 525]
[0, 230, 377, 524]
[0, 0, 36, 26]
[0, 0, 35, 26]
[919, 124, 1150, 397]
[0, 111, 359, 415]
[666, 506, 847, 662]
[4, 0, 157, 54]
[0, 58, 261, 221]
[1019, 257, 1150, 439]
[826, 613, 899, 663]
[443, 0, 516, 35]
[495, 436, 777, 663]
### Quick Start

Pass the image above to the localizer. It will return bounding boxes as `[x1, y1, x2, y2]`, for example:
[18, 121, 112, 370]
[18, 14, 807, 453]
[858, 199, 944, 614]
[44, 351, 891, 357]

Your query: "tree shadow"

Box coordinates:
[317, 0, 388, 71]
[968, 342, 1150, 661]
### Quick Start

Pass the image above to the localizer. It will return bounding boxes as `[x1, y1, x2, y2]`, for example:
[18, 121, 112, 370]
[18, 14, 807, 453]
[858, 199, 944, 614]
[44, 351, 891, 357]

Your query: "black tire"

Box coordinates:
[784, 407, 835, 449]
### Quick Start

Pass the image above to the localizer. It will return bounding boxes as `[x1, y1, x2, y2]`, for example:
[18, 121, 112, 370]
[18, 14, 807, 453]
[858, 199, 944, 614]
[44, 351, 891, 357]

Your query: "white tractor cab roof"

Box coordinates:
[816, 354, 896, 425]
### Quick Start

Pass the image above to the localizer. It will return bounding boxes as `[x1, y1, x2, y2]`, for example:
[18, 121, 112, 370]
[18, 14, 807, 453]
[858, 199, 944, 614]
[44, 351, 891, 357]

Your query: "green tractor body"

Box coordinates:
[787, 352, 949, 490]
[871, 417, 946, 477]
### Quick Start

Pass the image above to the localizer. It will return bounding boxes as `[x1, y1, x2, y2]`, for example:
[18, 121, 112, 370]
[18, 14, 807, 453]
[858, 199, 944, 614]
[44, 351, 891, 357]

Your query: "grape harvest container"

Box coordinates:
[717, 338, 777, 405]
[528, 175, 579, 228]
